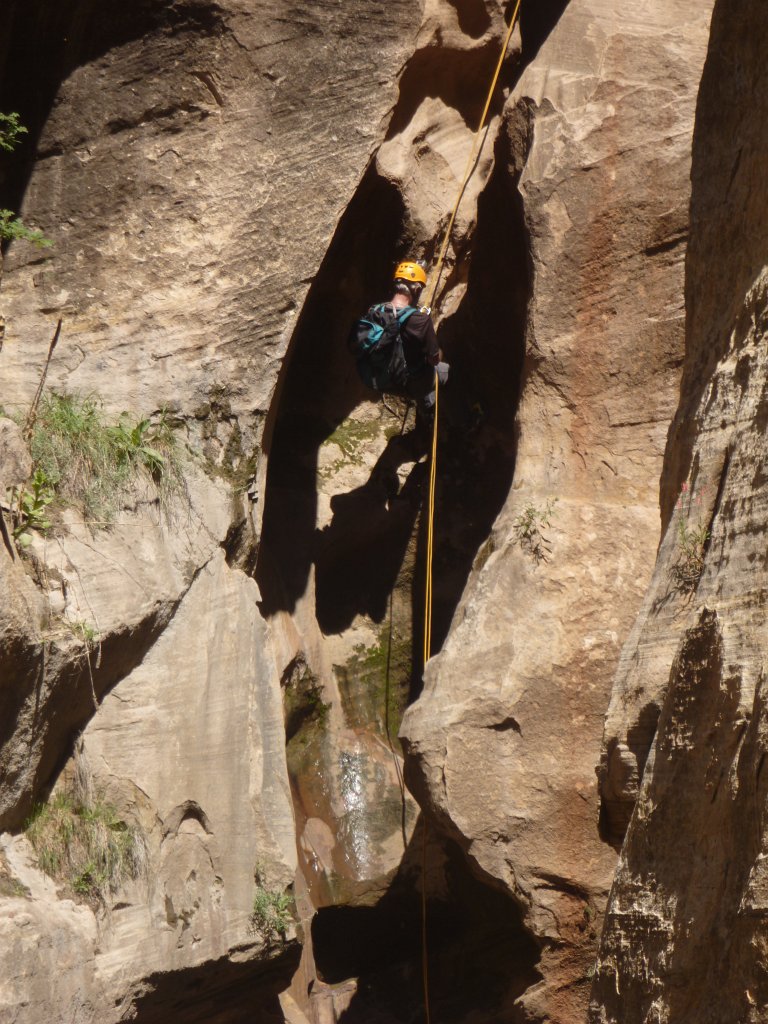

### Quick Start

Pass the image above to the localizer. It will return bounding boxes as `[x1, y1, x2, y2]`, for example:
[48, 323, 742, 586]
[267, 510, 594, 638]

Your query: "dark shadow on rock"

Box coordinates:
[256, 165, 406, 618]
[127, 941, 301, 1024]
[312, 818, 541, 1024]
[0, 0, 223, 222]
[0, 598, 181, 832]
[386, 0, 573, 143]
[408, 104, 531, 674]
[445, 0, 492, 40]
[519, 0, 573, 64]
[660, 0, 768, 527]
[315, 437, 426, 635]
[593, 610, 768, 1022]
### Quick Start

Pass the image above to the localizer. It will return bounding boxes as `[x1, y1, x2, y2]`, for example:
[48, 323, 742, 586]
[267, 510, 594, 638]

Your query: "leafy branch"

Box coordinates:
[10, 468, 54, 547]
[0, 111, 27, 152]
[0, 209, 52, 248]
[0, 112, 52, 249]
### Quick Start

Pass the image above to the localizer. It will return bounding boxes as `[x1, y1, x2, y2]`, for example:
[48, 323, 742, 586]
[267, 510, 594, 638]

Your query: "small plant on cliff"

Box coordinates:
[0, 113, 51, 251]
[671, 516, 710, 593]
[670, 482, 710, 594]
[28, 393, 182, 524]
[0, 209, 51, 248]
[513, 497, 558, 563]
[0, 111, 27, 152]
[65, 619, 99, 648]
[10, 467, 55, 546]
[25, 791, 145, 906]
[251, 866, 293, 943]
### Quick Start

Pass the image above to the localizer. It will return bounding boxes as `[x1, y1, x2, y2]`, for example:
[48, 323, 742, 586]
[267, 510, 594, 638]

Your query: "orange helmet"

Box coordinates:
[393, 260, 427, 286]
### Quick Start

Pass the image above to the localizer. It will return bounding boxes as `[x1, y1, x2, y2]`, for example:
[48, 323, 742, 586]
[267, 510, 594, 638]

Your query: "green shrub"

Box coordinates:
[0, 111, 27, 152]
[513, 497, 558, 563]
[25, 791, 145, 905]
[66, 619, 99, 648]
[670, 516, 709, 593]
[27, 393, 181, 525]
[0, 209, 51, 248]
[11, 467, 54, 546]
[251, 874, 293, 942]
[0, 113, 52, 250]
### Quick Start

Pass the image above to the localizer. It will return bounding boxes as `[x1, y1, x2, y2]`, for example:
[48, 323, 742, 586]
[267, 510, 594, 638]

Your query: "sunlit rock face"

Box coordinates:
[0, 0, 743, 1020]
[401, 0, 714, 1019]
[593, 1, 768, 1020]
[0, 0, 417, 1020]
[0, 0, 416, 448]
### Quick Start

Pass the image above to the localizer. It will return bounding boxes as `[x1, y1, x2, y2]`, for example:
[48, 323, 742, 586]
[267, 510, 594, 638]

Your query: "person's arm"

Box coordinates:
[407, 311, 440, 365]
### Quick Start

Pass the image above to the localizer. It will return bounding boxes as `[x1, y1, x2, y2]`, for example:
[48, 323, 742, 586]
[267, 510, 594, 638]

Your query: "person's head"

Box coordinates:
[392, 260, 427, 304]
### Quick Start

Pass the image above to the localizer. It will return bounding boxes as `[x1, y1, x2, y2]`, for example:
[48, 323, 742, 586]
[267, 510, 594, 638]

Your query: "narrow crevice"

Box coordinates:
[255, 3, 558, 1019]
[386, 38, 515, 140]
[386, 0, 572, 143]
[256, 163, 408, 619]
[410, 100, 532, 668]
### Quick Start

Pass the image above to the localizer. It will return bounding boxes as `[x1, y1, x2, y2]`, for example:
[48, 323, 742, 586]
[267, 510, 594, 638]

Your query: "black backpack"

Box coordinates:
[348, 303, 417, 387]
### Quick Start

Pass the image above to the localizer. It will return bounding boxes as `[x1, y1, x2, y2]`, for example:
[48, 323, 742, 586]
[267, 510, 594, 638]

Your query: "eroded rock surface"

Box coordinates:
[401, 0, 714, 1018]
[593, 1, 768, 1017]
[0, 0, 748, 1019]
[0, 0, 420, 1019]
[0, 0, 417, 492]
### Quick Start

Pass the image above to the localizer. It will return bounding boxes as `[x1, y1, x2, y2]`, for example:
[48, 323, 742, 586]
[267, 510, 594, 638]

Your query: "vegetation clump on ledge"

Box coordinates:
[10, 392, 183, 540]
[251, 864, 294, 944]
[25, 790, 146, 906]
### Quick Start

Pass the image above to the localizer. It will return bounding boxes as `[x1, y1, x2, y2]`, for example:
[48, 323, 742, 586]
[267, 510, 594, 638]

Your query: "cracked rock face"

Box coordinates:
[593, 0, 768, 1018]
[0, 0, 416, 466]
[400, 0, 714, 1018]
[0, 0, 418, 1019]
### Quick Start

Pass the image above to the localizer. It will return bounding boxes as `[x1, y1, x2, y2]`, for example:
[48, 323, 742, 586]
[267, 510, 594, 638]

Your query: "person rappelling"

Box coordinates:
[349, 260, 449, 438]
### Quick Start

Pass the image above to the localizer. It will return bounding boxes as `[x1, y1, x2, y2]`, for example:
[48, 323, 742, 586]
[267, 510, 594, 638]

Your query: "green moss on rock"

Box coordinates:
[335, 625, 412, 743]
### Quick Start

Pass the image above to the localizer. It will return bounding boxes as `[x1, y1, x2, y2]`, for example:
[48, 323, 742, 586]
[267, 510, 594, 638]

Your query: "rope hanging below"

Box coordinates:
[421, 0, 521, 667]
[418, 6, 523, 1022]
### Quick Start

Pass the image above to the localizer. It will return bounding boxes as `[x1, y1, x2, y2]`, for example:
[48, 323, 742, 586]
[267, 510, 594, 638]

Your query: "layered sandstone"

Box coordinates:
[401, 0, 714, 1018]
[592, 1, 768, 1019]
[0, 0, 746, 1020]
[0, 0, 418, 1019]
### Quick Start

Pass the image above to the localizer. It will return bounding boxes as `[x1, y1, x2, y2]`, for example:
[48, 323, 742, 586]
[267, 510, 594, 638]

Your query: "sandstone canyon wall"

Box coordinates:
[0, 0, 754, 1022]
[401, 1, 713, 1020]
[592, 1, 768, 1020]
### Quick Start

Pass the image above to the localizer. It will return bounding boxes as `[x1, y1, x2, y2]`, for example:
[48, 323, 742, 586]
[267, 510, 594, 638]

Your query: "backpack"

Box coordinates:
[348, 303, 417, 389]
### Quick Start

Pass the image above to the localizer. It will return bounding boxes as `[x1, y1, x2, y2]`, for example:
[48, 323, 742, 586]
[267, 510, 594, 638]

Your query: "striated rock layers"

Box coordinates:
[592, 0, 768, 1020]
[0, 0, 417, 449]
[401, 0, 714, 1019]
[0, 0, 418, 1020]
[0, 0, 744, 1019]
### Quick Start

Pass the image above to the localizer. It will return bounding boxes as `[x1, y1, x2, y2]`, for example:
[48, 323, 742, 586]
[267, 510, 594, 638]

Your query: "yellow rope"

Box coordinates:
[421, 0, 524, 663]
[418, 7, 522, 1021]
[424, 0, 522, 312]
[422, 0, 522, 668]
